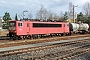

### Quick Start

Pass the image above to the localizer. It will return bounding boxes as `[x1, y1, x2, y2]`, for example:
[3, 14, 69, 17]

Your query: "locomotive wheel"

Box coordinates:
[12, 34, 17, 40]
[17, 36, 22, 40]
[35, 35, 39, 39]
[23, 36, 26, 39]
[33, 35, 38, 39]
[27, 35, 31, 39]
[61, 33, 64, 36]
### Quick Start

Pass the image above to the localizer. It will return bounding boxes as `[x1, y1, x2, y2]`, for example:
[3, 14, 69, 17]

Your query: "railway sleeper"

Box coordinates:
[0, 42, 86, 57]
[47, 47, 89, 59]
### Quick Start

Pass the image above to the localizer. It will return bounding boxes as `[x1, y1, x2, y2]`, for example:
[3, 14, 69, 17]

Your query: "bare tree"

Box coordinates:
[36, 5, 48, 20]
[48, 11, 54, 20]
[83, 2, 90, 17]
[58, 11, 64, 21]
[53, 13, 59, 20]
[28, 13, 33, 19]
[59, 11, 63, 17]
[48, 11, 60, 21]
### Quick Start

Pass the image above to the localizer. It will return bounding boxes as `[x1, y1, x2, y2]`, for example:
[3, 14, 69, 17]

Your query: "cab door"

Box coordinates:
[64, 23, 69, 33]
[63, 24, 65, 32]
[17, 22, 24, 35]
[27, 23, 30, 34]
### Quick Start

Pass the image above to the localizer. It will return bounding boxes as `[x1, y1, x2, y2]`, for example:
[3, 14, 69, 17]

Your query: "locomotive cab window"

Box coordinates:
[18, 22, 23, 26]
[9, 22, 16, 30]
[9, 22, 16, 27]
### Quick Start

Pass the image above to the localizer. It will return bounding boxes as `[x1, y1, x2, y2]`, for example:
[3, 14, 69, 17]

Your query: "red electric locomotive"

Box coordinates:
[8, 20, 70, 40]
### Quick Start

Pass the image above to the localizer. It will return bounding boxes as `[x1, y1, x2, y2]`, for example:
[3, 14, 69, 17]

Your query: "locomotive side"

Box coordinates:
[8, 20, 70, 40]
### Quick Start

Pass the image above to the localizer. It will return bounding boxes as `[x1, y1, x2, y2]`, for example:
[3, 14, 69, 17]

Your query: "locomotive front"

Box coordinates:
[8, 21, 16, 37]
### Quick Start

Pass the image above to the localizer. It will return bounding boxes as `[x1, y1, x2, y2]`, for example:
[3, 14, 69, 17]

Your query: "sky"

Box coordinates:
[0, 0, 90, 19]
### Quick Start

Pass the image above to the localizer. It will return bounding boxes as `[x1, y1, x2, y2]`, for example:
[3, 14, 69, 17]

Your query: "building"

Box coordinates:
[65, 19, 78, 23]
[0, 17, 3, 29]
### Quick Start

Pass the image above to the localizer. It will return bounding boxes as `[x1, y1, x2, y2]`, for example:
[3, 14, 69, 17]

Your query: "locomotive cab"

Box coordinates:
[8, 20, 30, 39]
[9, 21, 16, 31]
[8, 21, 16, 37]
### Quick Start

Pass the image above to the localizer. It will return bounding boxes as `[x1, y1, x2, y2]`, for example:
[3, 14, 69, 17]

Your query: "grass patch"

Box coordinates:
[0, 30, 8, 36]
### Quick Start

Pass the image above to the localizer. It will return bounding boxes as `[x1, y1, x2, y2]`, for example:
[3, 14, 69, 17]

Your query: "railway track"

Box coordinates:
[0, 39, 90, 60]
[0, 34, 89, 48]
[34, 45, 90, 60]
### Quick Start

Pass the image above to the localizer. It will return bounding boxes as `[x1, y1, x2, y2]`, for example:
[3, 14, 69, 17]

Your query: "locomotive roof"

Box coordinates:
[9, 20, 68, 24]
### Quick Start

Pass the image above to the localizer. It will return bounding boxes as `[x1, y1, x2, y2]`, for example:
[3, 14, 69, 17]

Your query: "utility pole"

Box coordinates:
[73, 5, 78, 23]
[73, 5, 74, 23]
